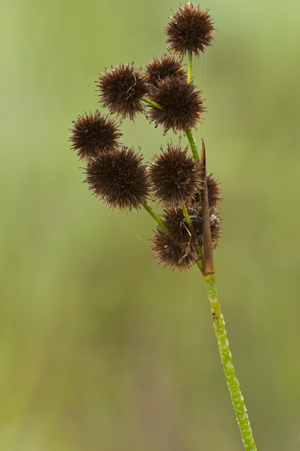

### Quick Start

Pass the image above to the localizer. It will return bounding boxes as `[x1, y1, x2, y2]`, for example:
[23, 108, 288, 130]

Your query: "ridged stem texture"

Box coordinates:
[203, 273, 258, 451]
[185, 128, 199, 161]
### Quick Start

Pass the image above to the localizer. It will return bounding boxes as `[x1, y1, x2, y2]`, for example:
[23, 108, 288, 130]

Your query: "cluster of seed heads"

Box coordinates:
[70, 2, 222, 271]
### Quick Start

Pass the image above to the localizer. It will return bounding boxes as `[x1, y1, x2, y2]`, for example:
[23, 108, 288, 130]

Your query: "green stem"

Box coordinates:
[142, 202, 169, 233]
[203, 273, 258, 451]
[185, 128, 200, 161]
[187, 49, 193, 84]
[141, 97, 164, 110]
[185, 50, 200, 162]
[196, 259, 203, 273]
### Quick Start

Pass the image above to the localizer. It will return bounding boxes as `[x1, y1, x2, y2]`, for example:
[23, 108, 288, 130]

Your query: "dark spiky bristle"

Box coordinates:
[165, 3, 216, 58]
[207, 173, 223, 209]
[149, 144, 201, 207]
[145, 54, 187, 87]
[70, 111, 121, 161]
[190, 172, 223, 209]
[85, 147, 150, 211]
[148, 75, 205, 132]
[152, 228, 197, 271]
[164, 205, 204, 247]
[96, 64, 148, 120]
[152, 205, 221, 271]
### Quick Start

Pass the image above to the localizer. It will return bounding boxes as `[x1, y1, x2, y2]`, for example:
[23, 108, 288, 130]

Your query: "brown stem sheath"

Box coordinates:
[200, 139, 214, 276]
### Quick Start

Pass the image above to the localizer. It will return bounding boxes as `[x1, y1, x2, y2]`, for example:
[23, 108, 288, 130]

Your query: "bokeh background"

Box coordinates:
[1, 0, 300, 449]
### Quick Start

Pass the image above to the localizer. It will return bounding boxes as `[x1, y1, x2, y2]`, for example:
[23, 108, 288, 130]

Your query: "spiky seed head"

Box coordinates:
[152, 228, 198, 271]
[149, 144, 202, 207]
[69, 111, 121, 162]
[152, 205, 202, 272]
[145, 54, 187, 87]
[96, 64, 148, 120]
[84, 147, 150, 211]
[148, 75, 205, 133]
[165, 3, 216, 58]
[207, 173, 223, 209]
[152, 205, 221, 271]
[190, 172, 223, 209]
[164, 205, 203, 246]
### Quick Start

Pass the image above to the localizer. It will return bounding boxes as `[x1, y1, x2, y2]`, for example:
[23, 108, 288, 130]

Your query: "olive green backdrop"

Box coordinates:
[1, 0, 300, 450]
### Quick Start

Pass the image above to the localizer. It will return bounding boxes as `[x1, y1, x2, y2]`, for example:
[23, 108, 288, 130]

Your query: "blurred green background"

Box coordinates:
[1, 0, 300, 449]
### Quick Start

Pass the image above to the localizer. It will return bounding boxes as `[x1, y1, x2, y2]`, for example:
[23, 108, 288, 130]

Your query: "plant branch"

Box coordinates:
[187, 49, 193, 83]
[141, 97, 164, 110]
[142, 202, 169, 232]
[185, 128, 200, 161]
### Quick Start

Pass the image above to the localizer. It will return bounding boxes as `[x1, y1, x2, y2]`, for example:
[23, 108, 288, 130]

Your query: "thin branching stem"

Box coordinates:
[142, 202, 169, 233]
[184, 51, 200, 162]
[187, 49, 193, 83]
[185, 128, 200, 161]
[141, 97, 164, 110]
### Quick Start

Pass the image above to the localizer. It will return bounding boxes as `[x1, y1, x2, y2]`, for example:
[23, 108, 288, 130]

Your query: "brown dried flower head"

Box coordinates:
[164, 205, 203, 247]
[191, 172, 223, 209]
[152, 205, 221, 271]
[85, 147, 150, 211]
[152, 228, 197, 271]
[148, 75, 205, 132]
[145, 54, 187, 87]
[207, 173, 223, 209]
[165, 3, 216, 57]
[96, 64, 148, 120]
[149, 144, 201, 206]
[70, 111, 121, 162]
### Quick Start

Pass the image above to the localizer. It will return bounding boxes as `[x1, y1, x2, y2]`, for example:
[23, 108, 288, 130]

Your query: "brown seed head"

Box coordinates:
[164, 205, 203, 247]
[191, 172, 223, 209]
[149, 144, 202, 207]
[70, 111, 121, 162]
[207, 173, 223, 209]
[152, 205, 221, 271]
[145, 54, 187, 87]
[148, 75, 205, 132]
[165, 3, 216, 58]
[96, 63, 148, 120]
[85, 147, 150, 211]
[152, 228, 197, 271]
